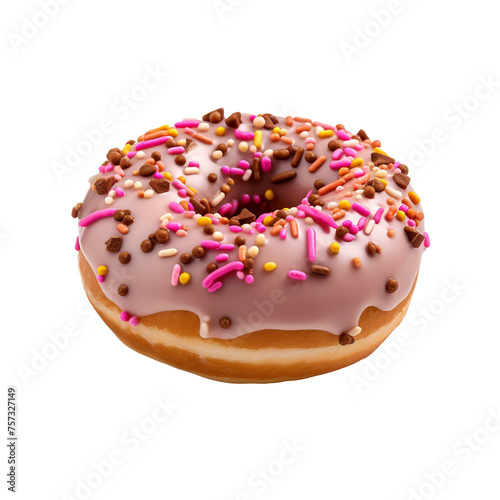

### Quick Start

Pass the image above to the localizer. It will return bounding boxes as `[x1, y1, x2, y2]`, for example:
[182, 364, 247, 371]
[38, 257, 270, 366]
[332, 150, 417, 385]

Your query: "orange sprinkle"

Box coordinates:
[318, 172, 355, 196]
[280, 136, 294, 145]
[145, 158, 155, 165]
[385, 205, 397, 221]
[306, 143, 315, 151]
[116, 223, 129, 234]
[402, 197, 412, 208]
[156, 161, 165, 172]
[332, 210, 346, 221]
[296, 123, 312, 133]
[415, 211, 425, 221]
[294, 116, 312, 123]
[406, 209, 417, 219]
[386, 198, 395, 205]
[308, 155, 326, 173]
[290, 219, 299, 238]
[238, 245, 247, 261]
[353, 257, 362, 268]
[143, 130, 171, 141]
[336, 124, 345, 130]
[179, 200, 189, 211]
[372, 140, 381, 148]
[137, 191, 144, 198]
[270, 133, 280, 142]
[387, 229, 395, 238]
[285, 116, 293, 126]
[133, 170, 139, 176]
[191, 132, 213, 145]
[270, 225, 282, 236]
[338, 167, 349, 176]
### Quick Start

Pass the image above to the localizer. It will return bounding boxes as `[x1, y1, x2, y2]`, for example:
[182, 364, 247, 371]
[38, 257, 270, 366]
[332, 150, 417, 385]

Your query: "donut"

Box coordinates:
[73, 109, 429, 383]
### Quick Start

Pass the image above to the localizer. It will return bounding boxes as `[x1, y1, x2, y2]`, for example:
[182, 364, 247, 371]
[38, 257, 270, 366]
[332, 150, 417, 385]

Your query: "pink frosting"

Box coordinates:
[77, 112, 427, 339]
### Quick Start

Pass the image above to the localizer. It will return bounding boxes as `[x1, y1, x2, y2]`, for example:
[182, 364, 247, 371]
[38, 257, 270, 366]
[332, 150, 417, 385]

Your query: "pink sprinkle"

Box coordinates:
[239, 160, 250, 169]
[126, 151, 137, 159]
[256, 213, 270, 223]
[171, 264, 181, 286]
[424, 232, 431, 247]
[350, 224, 359, 235]
[342, 220, 352, 229]
[208, 282, 223, 293]
[253, 152, 263, 158]
[221, 166, 231, 175]
[344, 147, 357, 157]
[120, 311, 131, 322]
[353, 168, 366, 178]
[245, 275, 254, 284]
[305, 137, 316, 144]
[298, 205, 338, 229]
[407, 219, 416, 227]
[261, 156, 272, 173]
[296, 210, 305, 218]
[399, 204, 409, 213]
[280, 228, 287, 239]
[114, 166, 125, 177]
[135, 136, 170, 150]
[241, 194, 250, 204]
[258, 225, 266, 233]
[177, 229, 187, 237]
[331, 149, 344, 160]
[175, 120, 199, 128]
[313, 121, 336, 131]
[97, 275, 104, 283]
[330, 158, 353, 170]
[236, 271, 245, 280]
[153, 172, 163, 179]
[394, 162, 401, 168]
[129, 317, 140, 327]
[249, 115, 256, 121]
[343, 233, 356, 242]
[357, 217, 367, 230]
[306, 228, 316, 261]
[336, 129, 350, 141]
[219, 203, 233, 215]
[234, 130, 254, 141]
[79, 209, 117, 227]
[216, 253, 229, 263]
[167, 146, 185, 155]
[373, 208, 384, 224]
[75, 236, 80, 251]
[352, 202, 371, 217]
[353, 144, 364, 151]
[219, 244, 235, 251]
[229, 225, 243, 233]
[98, 165, 105, 173]
[230, 168, 245, 176]
[115, 188, 125, 197]
[177, 189, 187, 198]
[202, 261, 245, 289]
[288, 270, 307, 281]
[114, 174, 122, 182]
[188, 161, 199, 168]
[169, 202, 184, 213]
[172, 179, 185, 190]
[104, 164, 114, 172]
[252, 195, 261, 204]
[228, 200, 239, 217]
[184, 211, 195, 218]
[201, 240, 220, 249]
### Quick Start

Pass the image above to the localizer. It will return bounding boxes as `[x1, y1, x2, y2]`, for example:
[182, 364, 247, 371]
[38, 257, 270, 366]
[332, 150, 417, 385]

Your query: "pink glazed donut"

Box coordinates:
[73, 108, 429, 383]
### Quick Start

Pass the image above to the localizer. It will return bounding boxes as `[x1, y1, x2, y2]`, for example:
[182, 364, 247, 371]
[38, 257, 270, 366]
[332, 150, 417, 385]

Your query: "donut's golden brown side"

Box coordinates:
[79, 252, 417, 383]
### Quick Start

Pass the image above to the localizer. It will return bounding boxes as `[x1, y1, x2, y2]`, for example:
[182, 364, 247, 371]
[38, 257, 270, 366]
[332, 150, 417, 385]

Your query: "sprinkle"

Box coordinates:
[75, 236, 80, 251]
[216, 127, 226, 136]
[264, 262, 276, 272]
[169, 202, 185, 213]
[336, 129, 350, 141]
[235, 130, 254, 141]
[247, 246, 259, 258]
[424, 232, 431, 248]
[264, 189, 275, 200]
[158, 248, 178, 257]
[135, 136, 170, 150]
[373, 208, 384, 224]
[306, 228, 316, 262]
[409, 191, 421, 205]
[202, 261, 245, 290]
[386, 278, 399, 293]
[297, 204, 338, 229]
[197, 217, 212, 226]
[352, 257, 362, 268]
[179, 272, 191, 284]
[310, 264, 330, 276]
[288, 270, 307, 281]
[338, 200, 351, 211]
[97, 265, 108, 276]
[329, 242, 340, 254]
[352, 202, 371, 217]
[271, 170, 296, 184]
[261, 155, 272, 173]
[79, 209, 117, 227]
[364, 219, 375, 235]
[308, 155, 327, 173]
[171, 264, 181, 286]
[120, 311, 131, 322]
[175, 120, 199, 128]
[201, 240, 220, 249]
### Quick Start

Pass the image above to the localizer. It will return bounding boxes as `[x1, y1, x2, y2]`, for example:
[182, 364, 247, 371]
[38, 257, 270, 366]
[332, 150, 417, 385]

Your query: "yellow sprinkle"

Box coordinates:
[197, 217, 212, 226]
[396, 210, 406, 221]
[329, 242, 340, 254]
[163, 172, 172, 181]
[188, 187, 196, 195]
[372, 147, 388, 155]
[319, 130, 334, 139]
[264, 262, 276, 272]
[216, 127, 226, 136]
[408, 191, 421, 205]
[254, 130, 262, 148]
[350, 158, 364, 168]
[167, 128, 178, 138]
[97, 265, 108, 276]
[339, 200, 351, 210]
[122, 144, 131, 155]
[272, 127, 281, 134]
[379, 178, 388, 186]
[179, 272, 190, 285]
[263, 216, 275, 226]
[264, 189, 275, 200]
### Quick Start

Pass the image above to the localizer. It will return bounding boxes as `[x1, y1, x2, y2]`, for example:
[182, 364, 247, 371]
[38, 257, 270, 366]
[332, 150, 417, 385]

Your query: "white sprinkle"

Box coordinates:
[184, 166, 199, 175]
[144, 189, 154, 199]
[177, 138, 186, 146]
[134, 181, 143, 190]
[314, 205, 323, 211]
[104, 196, 114, 205]
[241, 223, 252, 233]
[327, 202, 338, 210]
[364, 219, 375, 235]
[213, 231, 224, 241]
[348, 326, 362, 337]
[256, 234, 266, 246]
[159, 213, 173, 221]
[314, 126, 324, 135]
[238, 142, 248, 152]
[287, 207, 298, 216]
[343, 139, 359, 148]
[210, 192, 225, 207]
[299, 131, 309, 139]
[305, 217, 314, 225]
[197, 122, 210, 132]
[247, 246, 259, 258]
[227, 139, 234, 147]
[158, 248, 178, 258]
[249, 145, 257, 153]
[124, 179, 134, 189]
[376, 170, 387, 178]
[242, 169, 252, 181]
[212, 150, 223, 160]
[263, 149, 274, 157]
[108, 189, 116, 198]
[253, 116, 265, 128]
[136, 151, 145, 159]
[385, 186, 402, 199]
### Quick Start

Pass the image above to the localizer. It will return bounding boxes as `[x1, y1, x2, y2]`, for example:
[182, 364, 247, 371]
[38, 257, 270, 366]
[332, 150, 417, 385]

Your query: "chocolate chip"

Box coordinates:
[291, 147, 304, 168]
[366, 242, 377, 255]
[336, 226, 349, 238]
[149, 178, 170, 194]
[190, 197, 207, 215]
[166, 139, 176, 148]
[234, 208, 256, 224]
[404, 226, 425, 248]
[219, 317, 231, 329]
[106, 148, 121, 160]
[154, 228, 169, 243]
[139, 164, 156, 177]
[270, 170, 296, 184]
[244, 257, 254, 270]
[113, 210, 125, 221]
[263, 113, 279, 126]
[119, 157, 132, 169]
[308, 193, 324, 207]
[203, 224, 215, 235]
[357, 129, 369, 141]
[386, 278, 399, 294]
[273, 149, 291, 160]
[105, 236, 123, 252]
[363, 185, 376, 199]
[311, 264, 331, 276]
[118, 251, 131, 264]
[225, 111, 242, 128]
[251, 157, 261, 181]
[202, 107, 224, 123]
[94, 176, 117, 195]
[141, 239, 154, 253]
[175, 155, 186, 166]
[192, 246, 205, 258]
[393, 173, 411, 189]
[208, 173, 218, 183]
[339, 333, 355, 346]
[151, 151, 162, 161]
[228, 217, 240, 227]
[108, 151, 123, 165]
[304, 152, 317, 163]
[71, 202, 82, 218]
[122, 214, 134, 226]
[367, 178, 385, 192]
[328, 140, 342, 151]
[180, 253, 192, 264]
[206, 263, 217, 273]
[371, 152, 395, 166]
[234, 236, 246, 246]
[398, 164, 409, 175]
[314, 179, 325, 190]
[118, 284, 128, 296]
[216, 143, 228, 154]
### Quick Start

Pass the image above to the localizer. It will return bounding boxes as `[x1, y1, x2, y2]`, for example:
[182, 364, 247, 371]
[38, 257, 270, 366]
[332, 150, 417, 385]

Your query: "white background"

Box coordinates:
[2, 0, 499, 499]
